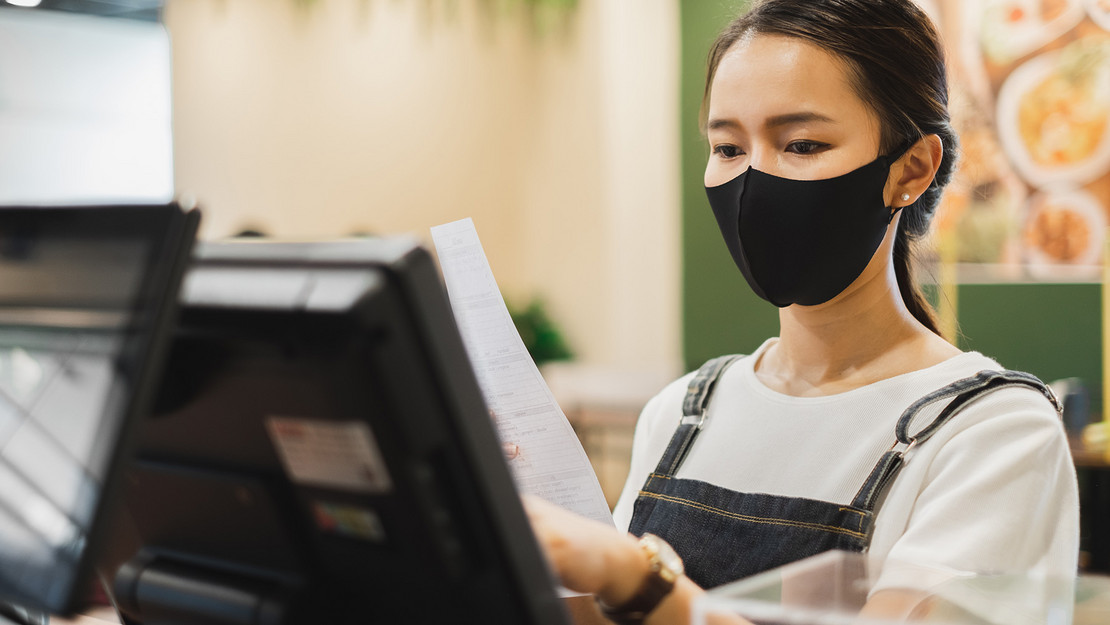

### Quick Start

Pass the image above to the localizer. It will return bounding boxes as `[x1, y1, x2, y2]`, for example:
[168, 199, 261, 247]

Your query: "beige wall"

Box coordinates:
[166, 0, 681, 374]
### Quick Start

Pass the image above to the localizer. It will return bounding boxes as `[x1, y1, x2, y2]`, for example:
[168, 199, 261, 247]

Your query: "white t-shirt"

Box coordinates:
[611, 339, 1079, 590]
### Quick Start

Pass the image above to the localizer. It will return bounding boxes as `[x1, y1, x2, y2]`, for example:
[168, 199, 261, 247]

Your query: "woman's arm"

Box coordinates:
[524, 496, 746, 625]
[525, 496, 943, 625]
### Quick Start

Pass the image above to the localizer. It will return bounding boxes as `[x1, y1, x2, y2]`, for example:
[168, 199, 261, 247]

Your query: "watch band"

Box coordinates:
[598, 534, 684, 625]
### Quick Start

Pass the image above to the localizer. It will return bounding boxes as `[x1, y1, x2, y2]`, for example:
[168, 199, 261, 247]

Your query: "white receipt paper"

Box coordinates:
[431, 218, 613, 526]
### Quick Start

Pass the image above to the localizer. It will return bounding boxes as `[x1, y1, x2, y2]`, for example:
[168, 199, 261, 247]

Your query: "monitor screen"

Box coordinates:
[0, 205, 197, 615]
[109, 239, 569, 625]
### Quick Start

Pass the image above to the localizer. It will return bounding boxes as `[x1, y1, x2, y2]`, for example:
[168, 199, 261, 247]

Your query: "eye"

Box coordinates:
[785, 140, 829, 155]
[712, 144, 744, 159]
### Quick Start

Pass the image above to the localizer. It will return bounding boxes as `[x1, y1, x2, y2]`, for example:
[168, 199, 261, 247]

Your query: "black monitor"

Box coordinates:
[0, 204, 198, 617]
[108, 239, 569, 625]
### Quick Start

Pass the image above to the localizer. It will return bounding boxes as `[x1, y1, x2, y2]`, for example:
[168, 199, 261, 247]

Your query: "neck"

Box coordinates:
[765, 265, 927, 392]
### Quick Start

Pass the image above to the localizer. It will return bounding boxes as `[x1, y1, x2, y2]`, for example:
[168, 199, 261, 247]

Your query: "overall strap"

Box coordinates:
[653, 355, 743, 477]
[851, 369, 1061, 511]
[894, 370, 1060, 445]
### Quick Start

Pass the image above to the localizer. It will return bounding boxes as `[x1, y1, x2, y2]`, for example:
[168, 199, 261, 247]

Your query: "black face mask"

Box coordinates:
[704, 148, 909, 307]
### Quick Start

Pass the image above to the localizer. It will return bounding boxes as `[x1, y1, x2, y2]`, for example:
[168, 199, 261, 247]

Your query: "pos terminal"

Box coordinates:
[107, 239, 569, 625]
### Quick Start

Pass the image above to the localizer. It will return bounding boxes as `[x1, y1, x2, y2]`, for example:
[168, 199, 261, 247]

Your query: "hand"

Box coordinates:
[489, 410, 520, 460]
[523, 497, 738, 625]
[521, 495, 645, 603]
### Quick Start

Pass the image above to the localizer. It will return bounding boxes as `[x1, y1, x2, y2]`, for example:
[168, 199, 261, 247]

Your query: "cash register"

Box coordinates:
[105, 238, 569, 624]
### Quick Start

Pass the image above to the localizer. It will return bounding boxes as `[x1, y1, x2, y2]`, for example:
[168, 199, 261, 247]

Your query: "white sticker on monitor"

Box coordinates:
[266, 417, 392, 493]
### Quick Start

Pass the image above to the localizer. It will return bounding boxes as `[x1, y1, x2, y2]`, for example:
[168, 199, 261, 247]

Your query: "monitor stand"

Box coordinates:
[111, 550, 295, 625]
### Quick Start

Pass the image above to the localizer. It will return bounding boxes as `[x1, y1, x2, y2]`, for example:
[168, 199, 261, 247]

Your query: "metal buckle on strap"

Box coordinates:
[680, 411, 708, 429]
[888, 437, 918, 457]
[1043, 383, 1064, 417]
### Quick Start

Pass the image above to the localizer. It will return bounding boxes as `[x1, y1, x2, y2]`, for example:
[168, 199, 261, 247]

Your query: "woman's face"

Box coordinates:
[704, 33, 884, 188]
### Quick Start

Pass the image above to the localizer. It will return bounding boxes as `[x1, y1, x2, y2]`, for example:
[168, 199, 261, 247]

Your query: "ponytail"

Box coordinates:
[893, 225, 940, 335]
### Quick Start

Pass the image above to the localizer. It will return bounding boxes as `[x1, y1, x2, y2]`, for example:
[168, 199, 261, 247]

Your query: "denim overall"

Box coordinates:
[627, 355, 1061, 589]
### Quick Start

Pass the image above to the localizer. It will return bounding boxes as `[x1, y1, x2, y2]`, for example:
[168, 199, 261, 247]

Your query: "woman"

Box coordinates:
[526, 0, 1079, 623]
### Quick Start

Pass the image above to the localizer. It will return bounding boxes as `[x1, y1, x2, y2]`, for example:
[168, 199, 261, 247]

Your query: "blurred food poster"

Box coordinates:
[922, 0, 1110, 279]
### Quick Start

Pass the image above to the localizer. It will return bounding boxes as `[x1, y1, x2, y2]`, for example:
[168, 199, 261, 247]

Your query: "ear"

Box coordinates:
[884, 135, 943, 209]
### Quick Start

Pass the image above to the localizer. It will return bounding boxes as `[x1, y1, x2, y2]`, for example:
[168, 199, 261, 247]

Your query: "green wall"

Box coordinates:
[678, 2, 1103, 398]
[681, 0, 778, 369]
[956, 284, 1101, 402]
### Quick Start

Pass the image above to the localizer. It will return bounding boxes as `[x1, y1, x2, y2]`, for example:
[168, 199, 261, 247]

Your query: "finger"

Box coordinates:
[503, 443, 520, 459]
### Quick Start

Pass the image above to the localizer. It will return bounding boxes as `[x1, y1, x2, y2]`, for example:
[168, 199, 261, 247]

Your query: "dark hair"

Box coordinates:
[704, 0, 957, 335]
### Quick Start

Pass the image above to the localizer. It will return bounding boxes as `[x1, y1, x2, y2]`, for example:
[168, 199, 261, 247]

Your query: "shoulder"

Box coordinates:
[900, 354, 1068, 477]
[871, 356, 1079, 580]
[902, 353, 1061, 430]
[886, 352, 1068, 480]
[634, 351, 758, 437]
[978, 358, 1060, 414]
[634, 370, 696, 435]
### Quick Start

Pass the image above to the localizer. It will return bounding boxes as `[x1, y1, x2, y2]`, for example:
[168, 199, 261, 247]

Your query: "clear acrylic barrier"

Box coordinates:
[694, 551, 1110, 625]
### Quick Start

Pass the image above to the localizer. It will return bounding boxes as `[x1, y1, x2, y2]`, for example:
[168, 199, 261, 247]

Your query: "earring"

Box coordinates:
[900, 193, 911, 203]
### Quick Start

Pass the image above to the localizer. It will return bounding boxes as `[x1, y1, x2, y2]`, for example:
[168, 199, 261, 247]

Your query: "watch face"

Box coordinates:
[642, 533, 684, 579]
[601, 534, 686, 624]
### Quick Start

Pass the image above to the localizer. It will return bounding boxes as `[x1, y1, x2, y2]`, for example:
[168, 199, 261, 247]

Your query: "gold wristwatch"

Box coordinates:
[599, 533, 684, 625]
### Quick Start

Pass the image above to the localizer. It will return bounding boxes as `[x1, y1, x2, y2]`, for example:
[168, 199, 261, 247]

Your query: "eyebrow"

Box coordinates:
[706, 111, 837, 132]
